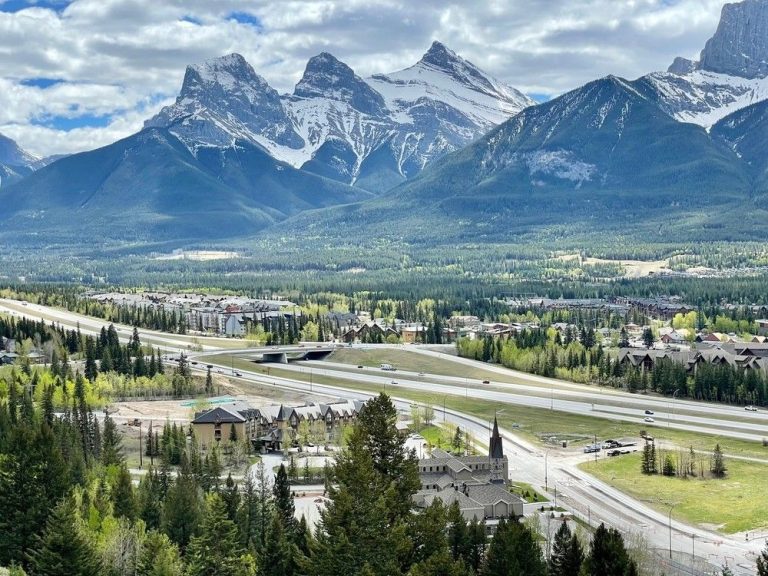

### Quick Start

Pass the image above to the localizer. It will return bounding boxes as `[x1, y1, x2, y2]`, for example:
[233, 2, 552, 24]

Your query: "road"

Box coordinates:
[2, 298, 765, 573]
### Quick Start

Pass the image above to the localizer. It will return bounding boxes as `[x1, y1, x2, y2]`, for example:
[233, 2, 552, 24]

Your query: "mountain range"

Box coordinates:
[2, 0, 768, 252]
[0, 133, 38, 189]
[0, 41, 533, 246]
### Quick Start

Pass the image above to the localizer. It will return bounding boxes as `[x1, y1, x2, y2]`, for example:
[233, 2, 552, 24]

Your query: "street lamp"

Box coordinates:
[669, 388, 680, 429]
[668, 503, 678, 559]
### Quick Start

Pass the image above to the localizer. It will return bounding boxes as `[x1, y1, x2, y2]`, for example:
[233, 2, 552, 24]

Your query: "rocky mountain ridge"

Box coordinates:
[146, 42, 535, 192]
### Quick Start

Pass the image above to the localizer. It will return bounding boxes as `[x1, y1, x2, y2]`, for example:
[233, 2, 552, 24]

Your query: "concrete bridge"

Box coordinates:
[229, 345, 336, 364]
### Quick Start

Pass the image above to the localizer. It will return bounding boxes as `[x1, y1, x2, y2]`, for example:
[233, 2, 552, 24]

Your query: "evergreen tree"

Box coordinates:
[310, 422, 406, 576]
[257, 513, 296, 576]
[101, 411, 124, 467]
[162, 472, 204, 551]
[548, 521, 583, 576]
[662, 454, 676, 477]
[27, 497, 101, 576]
[222, 473, 241, 523]
[185, 494, 251, 576]
[112, 464, 137, 521]
[273, 464, 296, 537]
[355, 393, 420, 519]
[205, 367, 213, 395]
[137, 468, 163, 531]
[581, 523, 637, 576]
[0, 422, 68, 567]
[480, 518, 546, 576]
[712, 444, 727, 478]
[136, 531, 183, 576]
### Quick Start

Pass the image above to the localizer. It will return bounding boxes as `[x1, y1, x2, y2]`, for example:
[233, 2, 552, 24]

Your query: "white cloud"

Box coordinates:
[0, 0, 729, 157]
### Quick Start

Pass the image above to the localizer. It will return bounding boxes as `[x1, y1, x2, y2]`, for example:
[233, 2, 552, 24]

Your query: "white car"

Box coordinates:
[643, 416, 655, 423]
[745, 405, 758, 412]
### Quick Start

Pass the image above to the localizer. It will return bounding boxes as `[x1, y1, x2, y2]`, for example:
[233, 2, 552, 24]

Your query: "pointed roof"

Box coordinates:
[489, 417, 504, 459]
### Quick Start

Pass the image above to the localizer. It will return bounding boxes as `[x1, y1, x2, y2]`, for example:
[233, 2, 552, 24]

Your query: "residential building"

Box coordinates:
[192, 399, 365, 451]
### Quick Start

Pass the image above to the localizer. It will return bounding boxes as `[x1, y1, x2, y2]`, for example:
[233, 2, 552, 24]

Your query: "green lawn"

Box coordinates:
[416, 424, 455, 450]
[580, 452, 768, 533]
[329, 348, 508, 383]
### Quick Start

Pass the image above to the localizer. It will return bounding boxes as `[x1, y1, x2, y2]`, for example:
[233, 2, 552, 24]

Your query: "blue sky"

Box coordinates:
[0, 0, 729, 156]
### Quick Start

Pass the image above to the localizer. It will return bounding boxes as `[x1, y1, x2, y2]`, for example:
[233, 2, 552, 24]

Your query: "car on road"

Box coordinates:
[234, 371, 242, 377]
[745, 405, 758, 411]
[643, 416, 655, 423]
[418, 372, 425, 376]
[357, 365, 364, 369]
[644, 409, 654, 415]
[391, 380, 397, 385]
[482, 380, 490, 384]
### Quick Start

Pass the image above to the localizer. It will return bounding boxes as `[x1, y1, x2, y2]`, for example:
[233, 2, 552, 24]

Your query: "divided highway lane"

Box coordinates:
[0, 299, 228, 353]
[253, 362, 768, 442]
[309, 359, 768, 427]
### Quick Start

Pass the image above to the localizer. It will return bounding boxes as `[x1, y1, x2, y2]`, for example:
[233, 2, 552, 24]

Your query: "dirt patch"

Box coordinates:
[556, 254, 671, 278]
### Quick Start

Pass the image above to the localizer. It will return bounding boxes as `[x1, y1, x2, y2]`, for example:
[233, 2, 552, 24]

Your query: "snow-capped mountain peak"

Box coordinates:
[146, 53, 303, 150]
[293, 52, 387, 116]
[181, 53, 267, 97]
[368, 41, 535, 130]
[0, 133, 39, 188]
[147, 44, 534, 192]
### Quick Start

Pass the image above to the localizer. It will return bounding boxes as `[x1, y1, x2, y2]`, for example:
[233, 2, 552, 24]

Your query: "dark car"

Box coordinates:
[644, 409, 654, 415]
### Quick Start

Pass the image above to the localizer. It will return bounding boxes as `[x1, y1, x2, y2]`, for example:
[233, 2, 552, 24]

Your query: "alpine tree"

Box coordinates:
[136, 531, 183, 576]
[712, 444, 727, 478]
[273, 464, 296, 537]
[27, 497, 102, 576]
[101, 412, 124, 467]
[480, 518, 546, 576]
[185, 494, 255, 576]
[548, 521, 584, 576]
[112, 465, 137, 521]
[581, 523, 637, 576]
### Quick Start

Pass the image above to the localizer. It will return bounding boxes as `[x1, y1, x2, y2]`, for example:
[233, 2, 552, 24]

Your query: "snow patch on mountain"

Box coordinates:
[524, 150, 596, 185]
[645, 69, 768, 128]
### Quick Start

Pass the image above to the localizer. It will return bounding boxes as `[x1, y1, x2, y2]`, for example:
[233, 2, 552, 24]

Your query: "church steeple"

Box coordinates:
[489, 416, 504, 459]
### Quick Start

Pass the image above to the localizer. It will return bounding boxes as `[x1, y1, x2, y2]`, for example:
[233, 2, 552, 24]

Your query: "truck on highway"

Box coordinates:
[380, 363, 396, 371]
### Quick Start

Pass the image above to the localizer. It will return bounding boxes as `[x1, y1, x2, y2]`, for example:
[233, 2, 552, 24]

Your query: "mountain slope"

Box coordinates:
[146, 43, 534, 193]
[0, 133, 38, 188]
[0, 128, 368, 246]
[712, 98, 768, 196]
[271, 76, 756, 245]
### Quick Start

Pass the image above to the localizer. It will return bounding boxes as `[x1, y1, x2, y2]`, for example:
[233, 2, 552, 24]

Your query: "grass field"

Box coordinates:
[580, 452, 768, 533]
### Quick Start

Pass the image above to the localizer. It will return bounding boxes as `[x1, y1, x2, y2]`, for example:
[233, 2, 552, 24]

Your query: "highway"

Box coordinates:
[1, 298, 766, 574]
